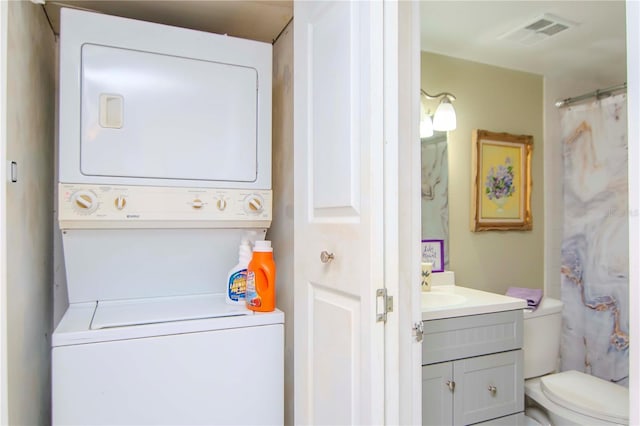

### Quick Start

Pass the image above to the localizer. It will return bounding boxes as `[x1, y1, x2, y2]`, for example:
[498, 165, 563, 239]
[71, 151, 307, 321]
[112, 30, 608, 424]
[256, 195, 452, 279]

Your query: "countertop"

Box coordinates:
[421, 284, 527, 321]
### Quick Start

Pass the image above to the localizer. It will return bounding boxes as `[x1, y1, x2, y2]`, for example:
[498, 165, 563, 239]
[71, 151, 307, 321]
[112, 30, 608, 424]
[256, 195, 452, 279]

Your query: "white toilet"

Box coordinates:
[522, 297, 629, 425]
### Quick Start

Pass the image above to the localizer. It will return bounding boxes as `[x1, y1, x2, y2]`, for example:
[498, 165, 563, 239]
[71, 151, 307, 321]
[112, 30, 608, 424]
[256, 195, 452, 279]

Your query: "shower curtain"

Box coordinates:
[560, 93, 629, 386]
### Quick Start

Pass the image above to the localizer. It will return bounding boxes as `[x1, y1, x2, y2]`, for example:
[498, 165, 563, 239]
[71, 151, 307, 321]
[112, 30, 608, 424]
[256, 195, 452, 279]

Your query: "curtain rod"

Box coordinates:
[555, 83, 627, 108]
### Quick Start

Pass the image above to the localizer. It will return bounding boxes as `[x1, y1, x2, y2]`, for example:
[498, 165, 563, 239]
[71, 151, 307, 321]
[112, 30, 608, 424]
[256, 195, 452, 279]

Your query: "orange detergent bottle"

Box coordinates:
[245, 240, 276, 312]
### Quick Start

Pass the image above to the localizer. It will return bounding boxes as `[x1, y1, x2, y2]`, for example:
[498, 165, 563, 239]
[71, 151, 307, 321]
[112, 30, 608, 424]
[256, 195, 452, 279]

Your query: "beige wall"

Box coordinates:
[6, 1, 56, 424]
[421, 52, 544, 294]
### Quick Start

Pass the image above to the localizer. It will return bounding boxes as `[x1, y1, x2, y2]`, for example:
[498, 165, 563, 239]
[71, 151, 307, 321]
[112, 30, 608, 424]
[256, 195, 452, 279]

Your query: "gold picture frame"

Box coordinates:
[471, 129, 533, 231]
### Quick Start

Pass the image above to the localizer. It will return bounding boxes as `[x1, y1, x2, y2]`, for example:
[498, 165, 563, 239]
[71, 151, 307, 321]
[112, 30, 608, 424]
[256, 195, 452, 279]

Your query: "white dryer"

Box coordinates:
[52, 9, 282, 425]
[58, 8, 271, 190]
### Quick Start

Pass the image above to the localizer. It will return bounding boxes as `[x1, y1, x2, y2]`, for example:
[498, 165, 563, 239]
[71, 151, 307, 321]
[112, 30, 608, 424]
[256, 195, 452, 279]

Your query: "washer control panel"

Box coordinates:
[59, 183, 272, 229]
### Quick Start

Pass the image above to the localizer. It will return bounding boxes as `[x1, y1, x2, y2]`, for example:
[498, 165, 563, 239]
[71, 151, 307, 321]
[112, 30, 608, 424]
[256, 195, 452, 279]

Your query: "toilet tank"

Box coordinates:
[523, 297, 564, 379]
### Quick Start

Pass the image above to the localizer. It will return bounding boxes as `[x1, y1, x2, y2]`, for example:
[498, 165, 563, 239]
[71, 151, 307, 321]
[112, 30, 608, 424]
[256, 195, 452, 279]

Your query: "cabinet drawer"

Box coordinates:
[422, 310, 522, 365]
[454, 350, 524, 426]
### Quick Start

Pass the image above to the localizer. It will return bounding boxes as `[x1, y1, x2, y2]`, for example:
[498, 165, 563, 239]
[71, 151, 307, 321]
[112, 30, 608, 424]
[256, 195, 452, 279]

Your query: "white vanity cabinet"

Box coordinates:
[421, 309, 525, 426]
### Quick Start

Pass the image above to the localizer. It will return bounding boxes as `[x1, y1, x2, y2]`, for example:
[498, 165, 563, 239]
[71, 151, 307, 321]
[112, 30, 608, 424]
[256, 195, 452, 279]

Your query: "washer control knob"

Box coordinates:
[71, 190, 98, 214]
[216, 198, 228, 211]
[192, 199, 204, 209]
[244, 195, 264, 214]
[114, 196, 127, 210]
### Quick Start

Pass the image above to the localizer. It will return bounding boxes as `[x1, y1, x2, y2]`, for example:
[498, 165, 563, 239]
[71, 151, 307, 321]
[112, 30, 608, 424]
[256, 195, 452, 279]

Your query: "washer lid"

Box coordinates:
[540, 370, 628, 424]
[53, 294, 284, 347]
[91, 293, 250, 329]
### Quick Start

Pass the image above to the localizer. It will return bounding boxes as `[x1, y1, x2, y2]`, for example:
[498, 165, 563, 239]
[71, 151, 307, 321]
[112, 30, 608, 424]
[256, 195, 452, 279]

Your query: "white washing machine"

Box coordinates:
[52, 9, 282, 425]
[53, 186, 283, 425]
[53, 294, 284, 425]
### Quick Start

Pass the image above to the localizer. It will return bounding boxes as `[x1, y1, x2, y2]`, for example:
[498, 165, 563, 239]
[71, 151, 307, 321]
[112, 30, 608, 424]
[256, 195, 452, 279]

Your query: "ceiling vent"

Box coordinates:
[499, 13, 577, 45]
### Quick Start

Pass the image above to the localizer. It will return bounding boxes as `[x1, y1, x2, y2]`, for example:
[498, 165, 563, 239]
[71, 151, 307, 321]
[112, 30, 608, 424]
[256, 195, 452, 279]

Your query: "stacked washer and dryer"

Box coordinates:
[52, 9, 283, 425]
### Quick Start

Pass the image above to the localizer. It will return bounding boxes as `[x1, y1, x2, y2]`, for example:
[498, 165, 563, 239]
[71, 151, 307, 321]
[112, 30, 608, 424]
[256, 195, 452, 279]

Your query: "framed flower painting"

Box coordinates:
[471, 129, 533, 231]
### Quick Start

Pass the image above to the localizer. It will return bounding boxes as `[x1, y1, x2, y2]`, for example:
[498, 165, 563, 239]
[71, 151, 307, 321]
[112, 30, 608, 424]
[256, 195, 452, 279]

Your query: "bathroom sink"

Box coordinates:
[421, 285, 528, 320]
[421, 291, 466, 308]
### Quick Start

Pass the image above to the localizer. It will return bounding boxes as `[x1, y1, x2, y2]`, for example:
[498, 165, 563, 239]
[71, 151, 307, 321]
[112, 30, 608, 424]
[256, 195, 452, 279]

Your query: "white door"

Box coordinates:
[293, 1, 386, 424]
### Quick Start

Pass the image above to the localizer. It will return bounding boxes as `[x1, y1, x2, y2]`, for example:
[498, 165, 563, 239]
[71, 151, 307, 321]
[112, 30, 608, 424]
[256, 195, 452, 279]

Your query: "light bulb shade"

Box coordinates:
[420, 113, 434, 138]
[432, 98, 456, 131]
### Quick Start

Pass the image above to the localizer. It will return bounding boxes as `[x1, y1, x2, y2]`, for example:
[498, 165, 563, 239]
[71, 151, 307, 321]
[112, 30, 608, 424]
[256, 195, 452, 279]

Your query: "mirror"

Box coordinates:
[421, 131, 449, 270]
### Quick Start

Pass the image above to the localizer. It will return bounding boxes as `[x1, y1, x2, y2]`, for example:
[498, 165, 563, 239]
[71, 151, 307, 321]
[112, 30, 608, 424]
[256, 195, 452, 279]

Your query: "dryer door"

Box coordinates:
[80, 44, 258, 183]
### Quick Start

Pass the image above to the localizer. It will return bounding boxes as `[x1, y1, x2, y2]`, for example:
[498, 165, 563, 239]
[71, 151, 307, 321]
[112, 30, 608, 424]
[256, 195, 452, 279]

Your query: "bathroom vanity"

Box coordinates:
[421, 285, 527, 425]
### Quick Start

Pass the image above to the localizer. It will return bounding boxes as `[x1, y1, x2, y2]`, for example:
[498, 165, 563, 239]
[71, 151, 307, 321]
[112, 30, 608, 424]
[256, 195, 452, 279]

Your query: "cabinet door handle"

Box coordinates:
[446, 380, 455, 392]
[488, 385, 497, 395]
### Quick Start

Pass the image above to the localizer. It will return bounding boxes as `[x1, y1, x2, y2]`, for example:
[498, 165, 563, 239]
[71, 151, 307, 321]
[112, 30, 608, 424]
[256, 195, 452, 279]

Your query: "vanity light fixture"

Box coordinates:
[420, 109, 434, 138]
[421, 89, 457, 132]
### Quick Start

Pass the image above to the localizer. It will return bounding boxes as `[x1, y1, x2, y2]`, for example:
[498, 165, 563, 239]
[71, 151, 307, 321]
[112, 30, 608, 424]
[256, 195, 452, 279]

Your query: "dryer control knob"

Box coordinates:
[114, 196, 127, 210]
[216, 198, 227, 211]
[244, 195, 264, 214]
[71, 190, 98, 214]
[192, 199, 204, 209]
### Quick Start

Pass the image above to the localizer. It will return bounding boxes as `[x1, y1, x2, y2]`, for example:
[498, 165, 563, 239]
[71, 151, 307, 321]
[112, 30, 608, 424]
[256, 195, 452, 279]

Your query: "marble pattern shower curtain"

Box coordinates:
[560, 93, 629, 386]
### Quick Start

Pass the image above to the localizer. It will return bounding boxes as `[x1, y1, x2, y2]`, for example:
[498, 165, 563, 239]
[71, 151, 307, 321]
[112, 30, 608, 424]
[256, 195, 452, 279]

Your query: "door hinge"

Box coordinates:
[376, 288, 393, 322]
[413, 321, 424, 342]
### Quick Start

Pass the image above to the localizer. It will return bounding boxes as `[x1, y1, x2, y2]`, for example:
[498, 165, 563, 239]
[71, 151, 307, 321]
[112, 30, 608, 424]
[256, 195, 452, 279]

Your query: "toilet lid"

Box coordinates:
[541, 370, 628, 424]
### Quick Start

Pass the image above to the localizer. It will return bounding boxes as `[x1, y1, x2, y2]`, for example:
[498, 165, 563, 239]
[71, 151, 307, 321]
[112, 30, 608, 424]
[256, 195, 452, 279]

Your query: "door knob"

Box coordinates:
[320, 251, 335, 263]
[488, 385, 497, 395]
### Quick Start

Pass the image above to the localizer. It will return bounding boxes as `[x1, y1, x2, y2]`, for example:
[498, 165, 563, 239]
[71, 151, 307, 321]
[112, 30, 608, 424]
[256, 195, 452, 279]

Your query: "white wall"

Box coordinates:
[5, 1, 56, 424]
[269, 19, 294, 426]
[543, 74, 626, 300]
